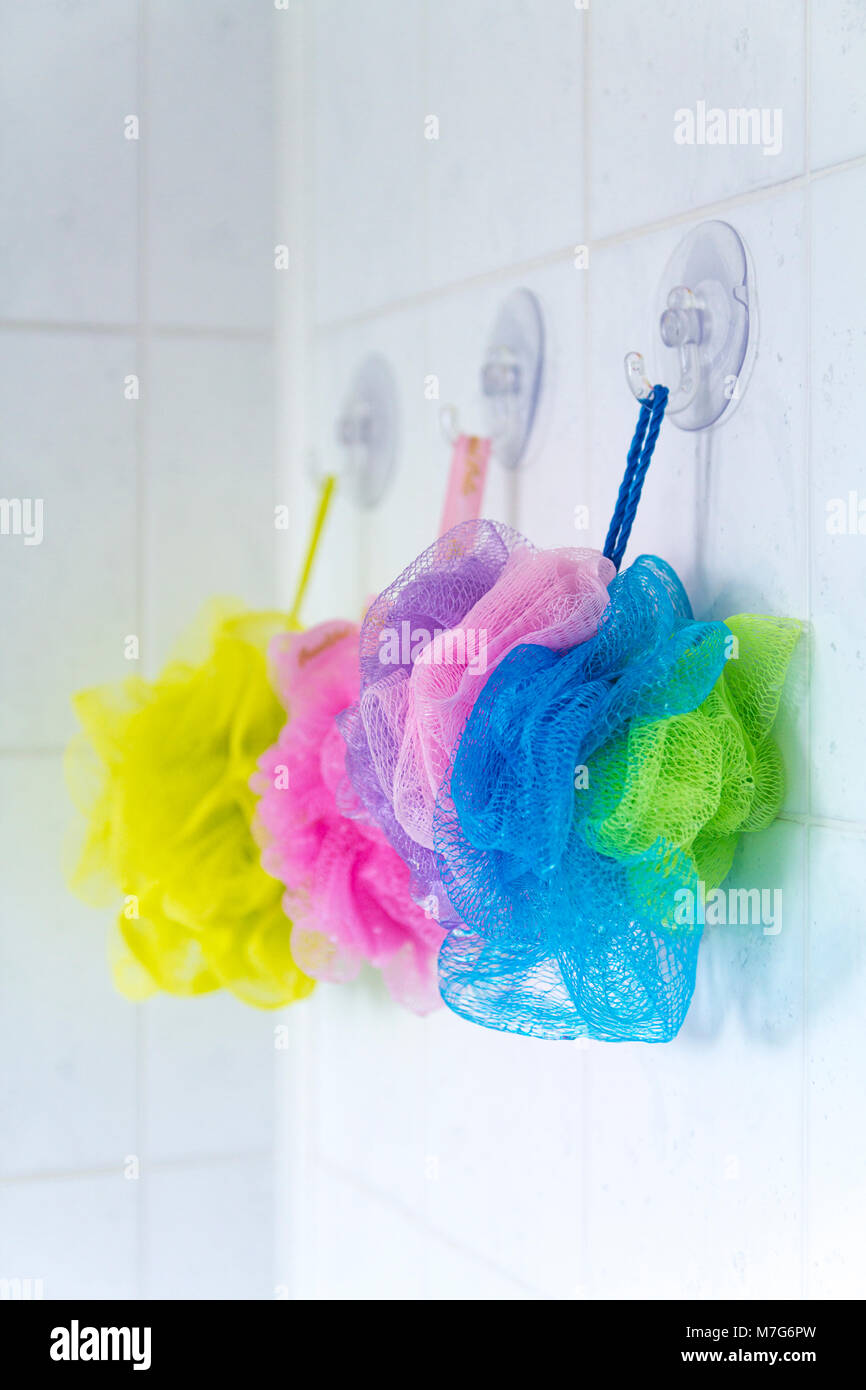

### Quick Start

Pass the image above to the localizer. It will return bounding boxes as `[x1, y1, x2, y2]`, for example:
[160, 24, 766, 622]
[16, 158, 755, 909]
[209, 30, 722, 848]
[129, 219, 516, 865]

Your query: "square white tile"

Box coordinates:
[0, 332, 137, 750]
[585, 1045, 803, 1298]
[308, 1166, 428, 1299]
[142, 993, 275, 1165]
[311, 979, 430, 1216]
[585, 819, 806, 1299]
[425, 0, 584, 287]
[307, 1162, 535, 1298]
[806, 824, 866, 1297]
[0, 1173, 138, 1300]
[423, 1231, 536, 1299]
[144, 336, 276, 667]
[590, 0, 805, 238]
[687, 819, 807, 1045]
[310, 0, 427, 325]
[146, 0, 274, 329]
[811, 0, 866, 170]
[143, 1158, 273, 1299]
[423, 1007, 583, 1297]
[810, 163, 866, 824]
[0, 756, 137, 1177]
[0, 2, 138, 324]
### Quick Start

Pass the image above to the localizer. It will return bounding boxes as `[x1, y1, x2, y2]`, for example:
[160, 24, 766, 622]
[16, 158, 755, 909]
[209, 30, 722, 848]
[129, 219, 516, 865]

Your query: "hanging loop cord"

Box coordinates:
[287, 472, 337, 628]
[438, 433, 491, 537]
[602, 385, 669, 572]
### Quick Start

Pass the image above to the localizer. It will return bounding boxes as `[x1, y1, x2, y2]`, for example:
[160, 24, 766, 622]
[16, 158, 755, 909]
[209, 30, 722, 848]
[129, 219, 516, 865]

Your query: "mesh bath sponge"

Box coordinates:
[339, 391, 801, 1039]
[339, 519, 524, 922]
[433, 559, 801, 1041]
[338, 520, 616, 922]
[252, 619, 445, 1014]
[401, 543, 615, 849]
[66, 601, 314, 1008]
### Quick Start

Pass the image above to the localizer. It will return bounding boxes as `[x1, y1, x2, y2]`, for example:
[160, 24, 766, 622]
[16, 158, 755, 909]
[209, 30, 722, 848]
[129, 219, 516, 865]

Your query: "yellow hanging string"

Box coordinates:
[287, 473, 337, 628]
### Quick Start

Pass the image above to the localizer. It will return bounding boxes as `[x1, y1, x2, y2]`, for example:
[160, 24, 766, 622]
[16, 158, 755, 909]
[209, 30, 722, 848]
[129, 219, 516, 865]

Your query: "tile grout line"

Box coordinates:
[307, 153, 866, 337]
[802, 0, 813, 1303]
[0, 1149, 273, 1188]
[316, 1152, 541, 1297]
[297, 0, 321, 1298]
[0, 320, 271, 340]
[0, 178, 859, 357]
[134, 0, 149, 1304]
[420, 0, 433, 1293]
[273, 0, 317, 1300]
[578, 0, 593, 1303]
[272, 0, 289, 1304]
[0, 144, 826, 348]
[775, 813, 866, 836]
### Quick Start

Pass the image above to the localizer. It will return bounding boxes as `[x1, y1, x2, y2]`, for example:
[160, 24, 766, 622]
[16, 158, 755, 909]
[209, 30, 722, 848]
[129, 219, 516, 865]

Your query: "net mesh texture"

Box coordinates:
[338, 520, 616, 924]
[433, 555, 801, 1041]
[252, 619, 445, 1015]
[65, 601, 314, 1008]
[338, 517, 800, 1041]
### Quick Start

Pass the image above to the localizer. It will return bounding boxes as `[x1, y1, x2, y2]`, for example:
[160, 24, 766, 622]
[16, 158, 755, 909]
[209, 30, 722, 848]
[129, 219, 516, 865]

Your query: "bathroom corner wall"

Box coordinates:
[278, 0, 866, 1298]
[0, 1, 280, 1299]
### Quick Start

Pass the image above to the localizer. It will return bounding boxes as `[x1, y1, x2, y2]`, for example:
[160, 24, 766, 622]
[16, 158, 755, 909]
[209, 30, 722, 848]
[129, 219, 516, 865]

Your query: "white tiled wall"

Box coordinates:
[0, 2, 279, 1300]
[279, 0, 866, 1299]
[3, 0, 864, 1306]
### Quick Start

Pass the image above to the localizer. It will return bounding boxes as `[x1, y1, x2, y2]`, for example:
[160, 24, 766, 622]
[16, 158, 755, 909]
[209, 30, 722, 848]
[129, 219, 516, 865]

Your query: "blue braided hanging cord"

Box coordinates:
[602, 397, 652, 565]
[603, 385, 669, 571]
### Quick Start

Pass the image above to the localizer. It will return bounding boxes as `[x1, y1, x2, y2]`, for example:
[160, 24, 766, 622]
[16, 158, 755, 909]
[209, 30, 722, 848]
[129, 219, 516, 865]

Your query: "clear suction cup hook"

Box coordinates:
[438, 288, 544, 467]
[332, 353, 399, 509]
[483, 288, 544, 468]
[438, 402, 461, 447]
[624, 220, 756, 431]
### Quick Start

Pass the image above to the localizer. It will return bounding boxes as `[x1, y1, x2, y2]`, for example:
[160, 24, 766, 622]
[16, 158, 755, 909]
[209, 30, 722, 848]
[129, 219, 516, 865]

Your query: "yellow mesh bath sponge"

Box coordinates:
[65, 601, 315, 1008]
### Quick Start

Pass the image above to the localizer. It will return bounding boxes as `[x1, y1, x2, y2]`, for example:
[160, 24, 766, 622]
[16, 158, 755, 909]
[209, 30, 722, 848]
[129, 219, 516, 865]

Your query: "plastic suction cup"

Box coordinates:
[481, 288, 544, 469]
[653, 220, 756, 432]
[335, 353, 399, 508]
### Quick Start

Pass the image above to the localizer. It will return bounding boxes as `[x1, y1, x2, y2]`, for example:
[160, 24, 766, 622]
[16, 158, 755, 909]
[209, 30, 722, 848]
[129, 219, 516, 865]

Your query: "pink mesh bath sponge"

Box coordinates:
[399, 543, 616, 850]
[338, 521, 615, 919]
[252, 619, 444, 1014]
